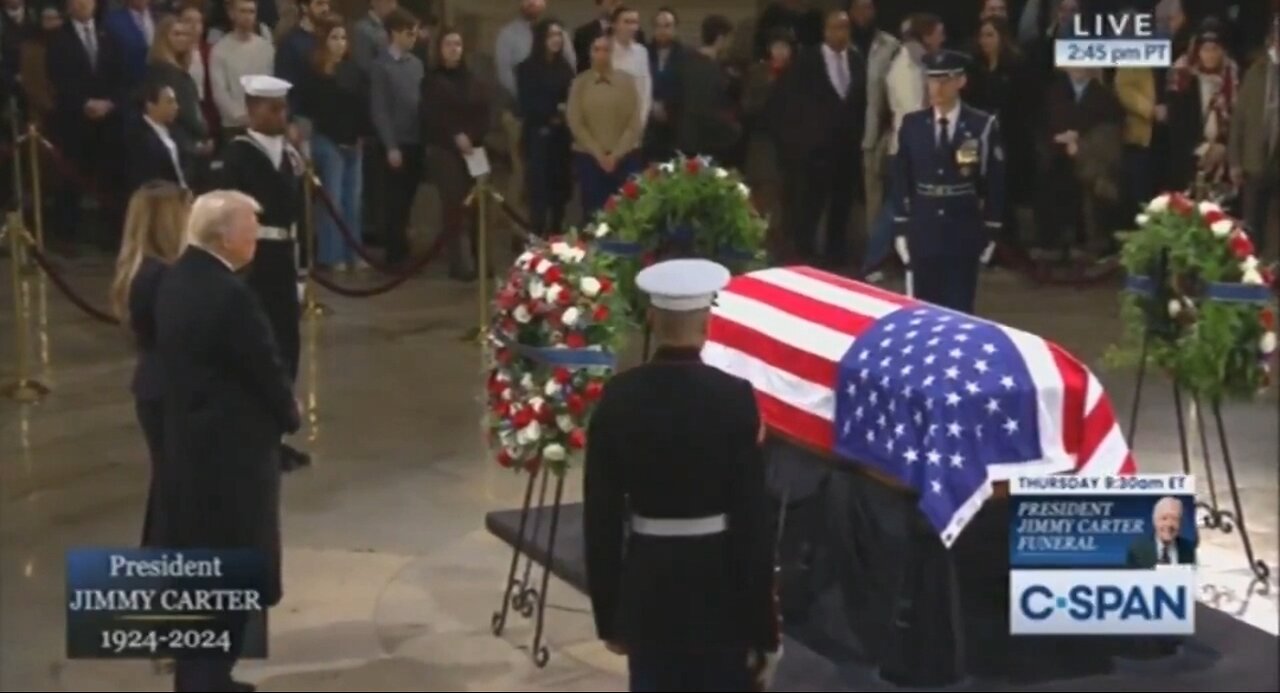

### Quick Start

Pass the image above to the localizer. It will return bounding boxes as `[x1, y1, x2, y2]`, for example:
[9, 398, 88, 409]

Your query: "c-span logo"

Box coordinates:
[1010, 569, 1195, 635]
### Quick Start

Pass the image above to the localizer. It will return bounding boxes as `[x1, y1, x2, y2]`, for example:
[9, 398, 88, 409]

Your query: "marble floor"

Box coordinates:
[0, 254, 1276, 691]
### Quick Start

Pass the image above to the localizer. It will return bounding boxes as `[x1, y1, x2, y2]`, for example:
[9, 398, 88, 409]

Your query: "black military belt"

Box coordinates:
[916, 183, 976, 197]
[630, 513, 728, 537]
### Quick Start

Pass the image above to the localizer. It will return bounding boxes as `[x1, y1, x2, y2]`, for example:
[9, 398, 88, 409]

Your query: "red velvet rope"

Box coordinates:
[23, 236, 121, 325]
[307, 211, 462, 298]
[36, 137, 111, 206]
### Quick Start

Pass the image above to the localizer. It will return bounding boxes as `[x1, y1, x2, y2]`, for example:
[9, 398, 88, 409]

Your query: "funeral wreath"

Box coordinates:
[485, 234, 630, 476]
[581, 154, 768, 308]
[1110, 191, 1278, 400]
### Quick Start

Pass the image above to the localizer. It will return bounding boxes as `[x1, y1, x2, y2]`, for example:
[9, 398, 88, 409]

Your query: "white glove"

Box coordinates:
[894, 236, 910, 266]
[980, 241, 996, 265]
[749, 646, 783, 691]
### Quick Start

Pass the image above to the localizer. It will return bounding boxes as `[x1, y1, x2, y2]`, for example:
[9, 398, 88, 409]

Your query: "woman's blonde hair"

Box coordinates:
[149, 15, 192, 69]
[110, 181, 192, 324]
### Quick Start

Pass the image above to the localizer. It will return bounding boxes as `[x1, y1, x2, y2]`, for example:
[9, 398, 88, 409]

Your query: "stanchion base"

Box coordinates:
[2, 379, 50, 402]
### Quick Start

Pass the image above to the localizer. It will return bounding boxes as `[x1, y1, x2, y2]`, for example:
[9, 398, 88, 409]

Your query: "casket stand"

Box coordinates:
[486, 430, 1279, 691]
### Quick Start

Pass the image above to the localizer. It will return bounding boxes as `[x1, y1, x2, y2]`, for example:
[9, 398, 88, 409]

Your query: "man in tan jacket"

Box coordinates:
[1229, 31, 1280, 257]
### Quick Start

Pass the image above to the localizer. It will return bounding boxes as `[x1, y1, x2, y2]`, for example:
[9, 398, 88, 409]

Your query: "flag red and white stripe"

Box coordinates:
[702, 266, 1136, 478]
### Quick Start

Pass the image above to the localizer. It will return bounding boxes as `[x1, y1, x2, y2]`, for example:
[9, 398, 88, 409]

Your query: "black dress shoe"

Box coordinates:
[230, 681, 256, 692]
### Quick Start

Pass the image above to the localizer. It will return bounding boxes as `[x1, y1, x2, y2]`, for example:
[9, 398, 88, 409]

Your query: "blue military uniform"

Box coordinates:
[891, 51, 1005, 314]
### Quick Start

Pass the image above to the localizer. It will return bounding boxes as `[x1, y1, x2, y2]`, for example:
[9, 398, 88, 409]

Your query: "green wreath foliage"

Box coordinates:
[581, 154, 768, 308]
[1107, 191, 1278, 401]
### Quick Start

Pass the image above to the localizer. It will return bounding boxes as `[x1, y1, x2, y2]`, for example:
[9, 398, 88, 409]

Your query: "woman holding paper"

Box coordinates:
[422, 28, 493, 281]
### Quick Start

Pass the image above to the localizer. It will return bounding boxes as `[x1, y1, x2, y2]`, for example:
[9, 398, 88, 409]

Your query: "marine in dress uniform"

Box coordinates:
[584, 259, 782, 693]
[217, 74, 310, 469]
[891, 50, 1005, 314]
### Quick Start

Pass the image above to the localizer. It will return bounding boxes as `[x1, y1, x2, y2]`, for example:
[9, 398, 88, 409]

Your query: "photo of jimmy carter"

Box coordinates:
[1126, 496, 1196, 567]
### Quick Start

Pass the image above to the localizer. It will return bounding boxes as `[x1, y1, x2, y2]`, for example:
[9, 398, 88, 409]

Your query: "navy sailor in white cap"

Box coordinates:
[584, 259, 782, 692]
[216, 74, 310, 470]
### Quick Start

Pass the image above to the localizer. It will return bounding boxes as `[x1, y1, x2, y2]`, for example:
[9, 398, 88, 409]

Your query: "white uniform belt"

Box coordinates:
[258, 225, 295, 241]
[630, 513, 728, 537]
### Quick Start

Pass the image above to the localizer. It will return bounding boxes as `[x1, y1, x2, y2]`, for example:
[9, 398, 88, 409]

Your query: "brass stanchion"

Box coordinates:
[302, 168, 331, 317]
[26, 124, 44, 251]
[2, 211, 51, 402]
[7, 99, 31, 273]
[459, 174, 490, 343]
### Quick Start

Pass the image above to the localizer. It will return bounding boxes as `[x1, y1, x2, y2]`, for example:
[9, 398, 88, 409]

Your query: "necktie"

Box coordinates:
[82, 24, 97, 69]
[938, 117, 951, 150]
[1159, 544, 1171, 564]
[835, 52, 849, 99]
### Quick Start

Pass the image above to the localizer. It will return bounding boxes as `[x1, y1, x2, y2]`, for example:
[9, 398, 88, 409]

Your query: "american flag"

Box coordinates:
[702, 266, 1136, 546]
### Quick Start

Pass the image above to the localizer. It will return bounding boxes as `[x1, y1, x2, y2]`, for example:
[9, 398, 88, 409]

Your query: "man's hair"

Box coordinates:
[383, 7, 416, 36]
[651, 308, 709, 345]
[610, 4, 635, 23]
[139, 78, 173, 106]
[1153, 496, 1183, 519]
[701, 14, 732, 46]
[905, 12, 942, 42]
[655, 6, 676, 23]
[187, 190, 261, 248]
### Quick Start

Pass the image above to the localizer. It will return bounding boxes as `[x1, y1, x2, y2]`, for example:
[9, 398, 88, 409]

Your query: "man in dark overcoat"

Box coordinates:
[584, 258, 782, 692]
[152, 189, 300, 692]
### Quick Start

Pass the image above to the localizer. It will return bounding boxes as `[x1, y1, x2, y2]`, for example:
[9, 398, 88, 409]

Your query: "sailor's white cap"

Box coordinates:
[636, 258, 731, 312]
[240, 74, 292, 99]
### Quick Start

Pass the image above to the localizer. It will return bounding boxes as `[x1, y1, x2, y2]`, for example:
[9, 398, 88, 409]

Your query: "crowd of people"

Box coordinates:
[1, 0, 1277, 279]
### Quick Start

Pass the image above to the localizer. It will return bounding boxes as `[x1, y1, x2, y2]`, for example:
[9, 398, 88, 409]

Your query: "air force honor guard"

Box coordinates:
[584, 259, 781, 692]
[217, 74, 310, 470]
[891, 50, 1005, 314]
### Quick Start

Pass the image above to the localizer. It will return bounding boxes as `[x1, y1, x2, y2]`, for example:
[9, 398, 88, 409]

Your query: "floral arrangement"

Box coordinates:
[1109, 191, 1278, 400]
[580, 154, 768, 308]
[485, 233, 630, 476]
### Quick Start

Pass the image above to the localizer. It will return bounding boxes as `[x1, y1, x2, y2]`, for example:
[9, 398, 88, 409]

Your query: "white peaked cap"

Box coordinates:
[636, 258, 731, 312]
[240, 74, 292, 98]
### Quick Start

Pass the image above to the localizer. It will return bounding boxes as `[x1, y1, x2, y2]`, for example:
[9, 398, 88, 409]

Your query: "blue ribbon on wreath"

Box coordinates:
[1124, 275, 1275, 305]
[491, 332, 618, 368]
[594, 223, 755, 263]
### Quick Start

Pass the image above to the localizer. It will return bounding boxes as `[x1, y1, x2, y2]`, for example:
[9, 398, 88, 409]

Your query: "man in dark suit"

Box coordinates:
[1, 0, 36, 95]
[152, 189, 300, 693]
[45, 0, 127, 248]
[585, 258, 781, 693]
[1126, 497, 1197, 567]
[127, 79, 186, 193]
[572, 0, 645, 73]
[102, 0, 154, 92]
[675, 15, 739, 165]
[775, 9, 866, 271]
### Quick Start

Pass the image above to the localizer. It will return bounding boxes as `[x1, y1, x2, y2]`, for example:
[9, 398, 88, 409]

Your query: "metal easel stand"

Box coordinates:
[302, 167, 332, 317]
[489, 464, 566, 669]
[2, 212, 51, 402]
[1125, 254, 1273, 587]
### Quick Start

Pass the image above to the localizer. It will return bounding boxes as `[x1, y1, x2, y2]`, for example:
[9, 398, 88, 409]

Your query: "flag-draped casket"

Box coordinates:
[701, 266, 1137, 546]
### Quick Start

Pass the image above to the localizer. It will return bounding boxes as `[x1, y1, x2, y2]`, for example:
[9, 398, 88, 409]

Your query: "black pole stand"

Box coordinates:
[511, 467, 552, 618]
[529, 473, 567, 668]
[490, 468, 542, 637]
[1124, 251, 1273, 587]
